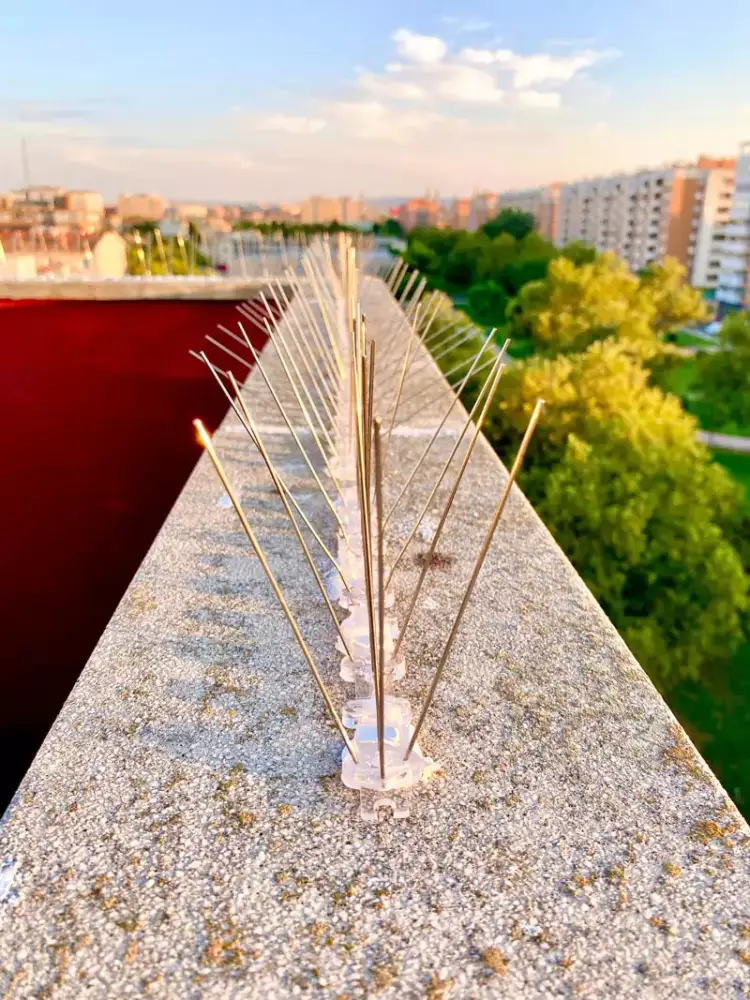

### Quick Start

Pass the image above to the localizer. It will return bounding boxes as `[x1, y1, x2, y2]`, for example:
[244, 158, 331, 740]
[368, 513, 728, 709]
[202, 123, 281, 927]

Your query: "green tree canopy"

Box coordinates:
[480, 207, 537, 241]
[467, 280, 510, 328]
[693, 312, 750, 431]
[560, 241, 598, 266]
[477, 232, 517, 282]
[510, 253, 651, 353]
[486, 339, 748, 688]
[499, 232, 559, 295]
[233, 220, 355, 236]
[441, 231, 491, 288]
[404, 239, 438, 275]
[510, 252, 708, 357]
[373, 218, 405, 238]
[639, 258, 711, 336]
[402, 222, 562, 298]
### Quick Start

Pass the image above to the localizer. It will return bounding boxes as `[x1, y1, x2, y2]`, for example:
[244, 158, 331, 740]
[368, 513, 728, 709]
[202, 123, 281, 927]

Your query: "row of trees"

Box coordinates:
[402, 208, 597, 330]
[412, 238, 748, 696]
[233, 220, 357, 237]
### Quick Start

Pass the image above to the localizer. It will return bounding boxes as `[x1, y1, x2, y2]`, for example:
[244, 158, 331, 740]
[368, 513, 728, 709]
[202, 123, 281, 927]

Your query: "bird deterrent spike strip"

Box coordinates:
[195, 235, 542, 822]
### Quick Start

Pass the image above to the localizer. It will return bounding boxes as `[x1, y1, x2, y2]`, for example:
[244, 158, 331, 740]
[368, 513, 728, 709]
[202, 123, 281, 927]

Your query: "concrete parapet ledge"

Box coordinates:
[0, 277, 748, 998]
[0, 276, 282, 301]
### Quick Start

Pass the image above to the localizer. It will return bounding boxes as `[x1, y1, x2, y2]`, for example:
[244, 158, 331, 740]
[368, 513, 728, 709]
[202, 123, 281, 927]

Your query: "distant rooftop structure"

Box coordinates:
[117, 192, 169, 223]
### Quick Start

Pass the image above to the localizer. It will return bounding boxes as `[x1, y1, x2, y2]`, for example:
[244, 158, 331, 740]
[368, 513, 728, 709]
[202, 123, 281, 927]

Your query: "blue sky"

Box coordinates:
[1, 0, 750, 202]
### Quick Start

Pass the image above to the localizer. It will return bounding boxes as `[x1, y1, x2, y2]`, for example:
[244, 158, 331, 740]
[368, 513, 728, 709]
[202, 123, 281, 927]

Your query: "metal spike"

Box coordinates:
[194, 419, 358, 762]
[404, 399, 545, 760]
[385, 349, 506, 590]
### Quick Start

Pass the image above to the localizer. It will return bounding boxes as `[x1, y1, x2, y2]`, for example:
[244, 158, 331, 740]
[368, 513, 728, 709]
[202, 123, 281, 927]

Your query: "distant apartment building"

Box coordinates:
[449, 198, 472, 229]
[240, 203, 302, 225]
[272, 203, 302, 223]
[173, 202, 209, 222]
[1, 186, 103, 239]
[716, 142, 750, 313]
[300, 196, 333, 224]
[65, 191, 105, 234]
[11, 185, 65, 206]
[300, 196, 368, 225]
[545, 157, 735, 287]
[339, 197, 360, 225]
[117, 193, 168, 223]
[469, 191, 499, 231]
[397, 197, 443, 231]
[499, 184, 561, 241]
[689, 157, 736, 290]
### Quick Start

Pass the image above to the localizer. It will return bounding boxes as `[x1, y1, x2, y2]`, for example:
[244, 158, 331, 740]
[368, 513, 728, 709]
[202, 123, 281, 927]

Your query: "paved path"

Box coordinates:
[699, 430, 750, 453]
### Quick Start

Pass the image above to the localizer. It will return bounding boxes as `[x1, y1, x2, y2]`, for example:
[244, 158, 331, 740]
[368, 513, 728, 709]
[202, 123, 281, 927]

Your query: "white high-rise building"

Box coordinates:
[716, 142, 750, 314]
[501, 157, 735, 288]
[690, 166, 736, 290]
[557, 159, 736, 281]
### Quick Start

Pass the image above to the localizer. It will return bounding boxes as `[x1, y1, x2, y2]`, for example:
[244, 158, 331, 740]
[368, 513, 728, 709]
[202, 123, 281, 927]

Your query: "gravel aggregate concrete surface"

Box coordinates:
[1, 277, 748, 999]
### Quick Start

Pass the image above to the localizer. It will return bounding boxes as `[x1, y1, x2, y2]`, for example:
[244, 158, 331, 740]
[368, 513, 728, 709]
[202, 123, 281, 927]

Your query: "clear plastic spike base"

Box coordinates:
[340, 697, 435, 821]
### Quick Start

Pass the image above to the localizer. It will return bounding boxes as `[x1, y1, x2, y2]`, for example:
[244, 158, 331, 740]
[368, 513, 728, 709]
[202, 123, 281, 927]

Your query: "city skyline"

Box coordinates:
[2, 0, 750, 201]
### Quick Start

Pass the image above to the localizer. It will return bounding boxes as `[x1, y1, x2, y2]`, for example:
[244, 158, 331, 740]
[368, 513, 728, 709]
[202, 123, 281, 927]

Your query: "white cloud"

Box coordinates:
[392, 28, 448, 65]
[342, 30, 615, 114]
[509, 49, 618, 89]
[253, 113, 326, 134]
[516, 90, 562, 109]
[458, 47, 513, 65]
[432, 65, 504, 104]
[330, 100, 440, 142]
[357, 72, 426, 101]
[455, 46, 616, 88]
[368, 51, 504, 105]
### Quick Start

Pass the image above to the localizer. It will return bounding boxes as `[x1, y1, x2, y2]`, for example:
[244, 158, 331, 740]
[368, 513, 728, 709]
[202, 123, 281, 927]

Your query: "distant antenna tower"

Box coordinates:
[21, 138, 30, 190]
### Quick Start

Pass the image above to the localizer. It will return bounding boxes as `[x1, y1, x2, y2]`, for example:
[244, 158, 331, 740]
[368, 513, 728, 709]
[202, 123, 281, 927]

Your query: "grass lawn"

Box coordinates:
[672, 330, 715, 348]
[671, 637, 750, 818]
[664, 357, 698, 397]
[664, 360, 750, 437]
[671, 440, 750, 818]
[711, 448, 750, 499]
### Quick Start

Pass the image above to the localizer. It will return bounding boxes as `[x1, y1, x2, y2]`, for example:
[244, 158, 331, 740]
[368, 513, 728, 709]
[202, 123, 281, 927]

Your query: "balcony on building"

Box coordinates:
[719, 256, 749, 275]
[724, 221, 750, 239]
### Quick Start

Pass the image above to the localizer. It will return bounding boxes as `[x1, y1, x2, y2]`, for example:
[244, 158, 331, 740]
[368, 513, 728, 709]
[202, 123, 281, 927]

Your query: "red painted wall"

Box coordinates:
[0, 298, 268, 810]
